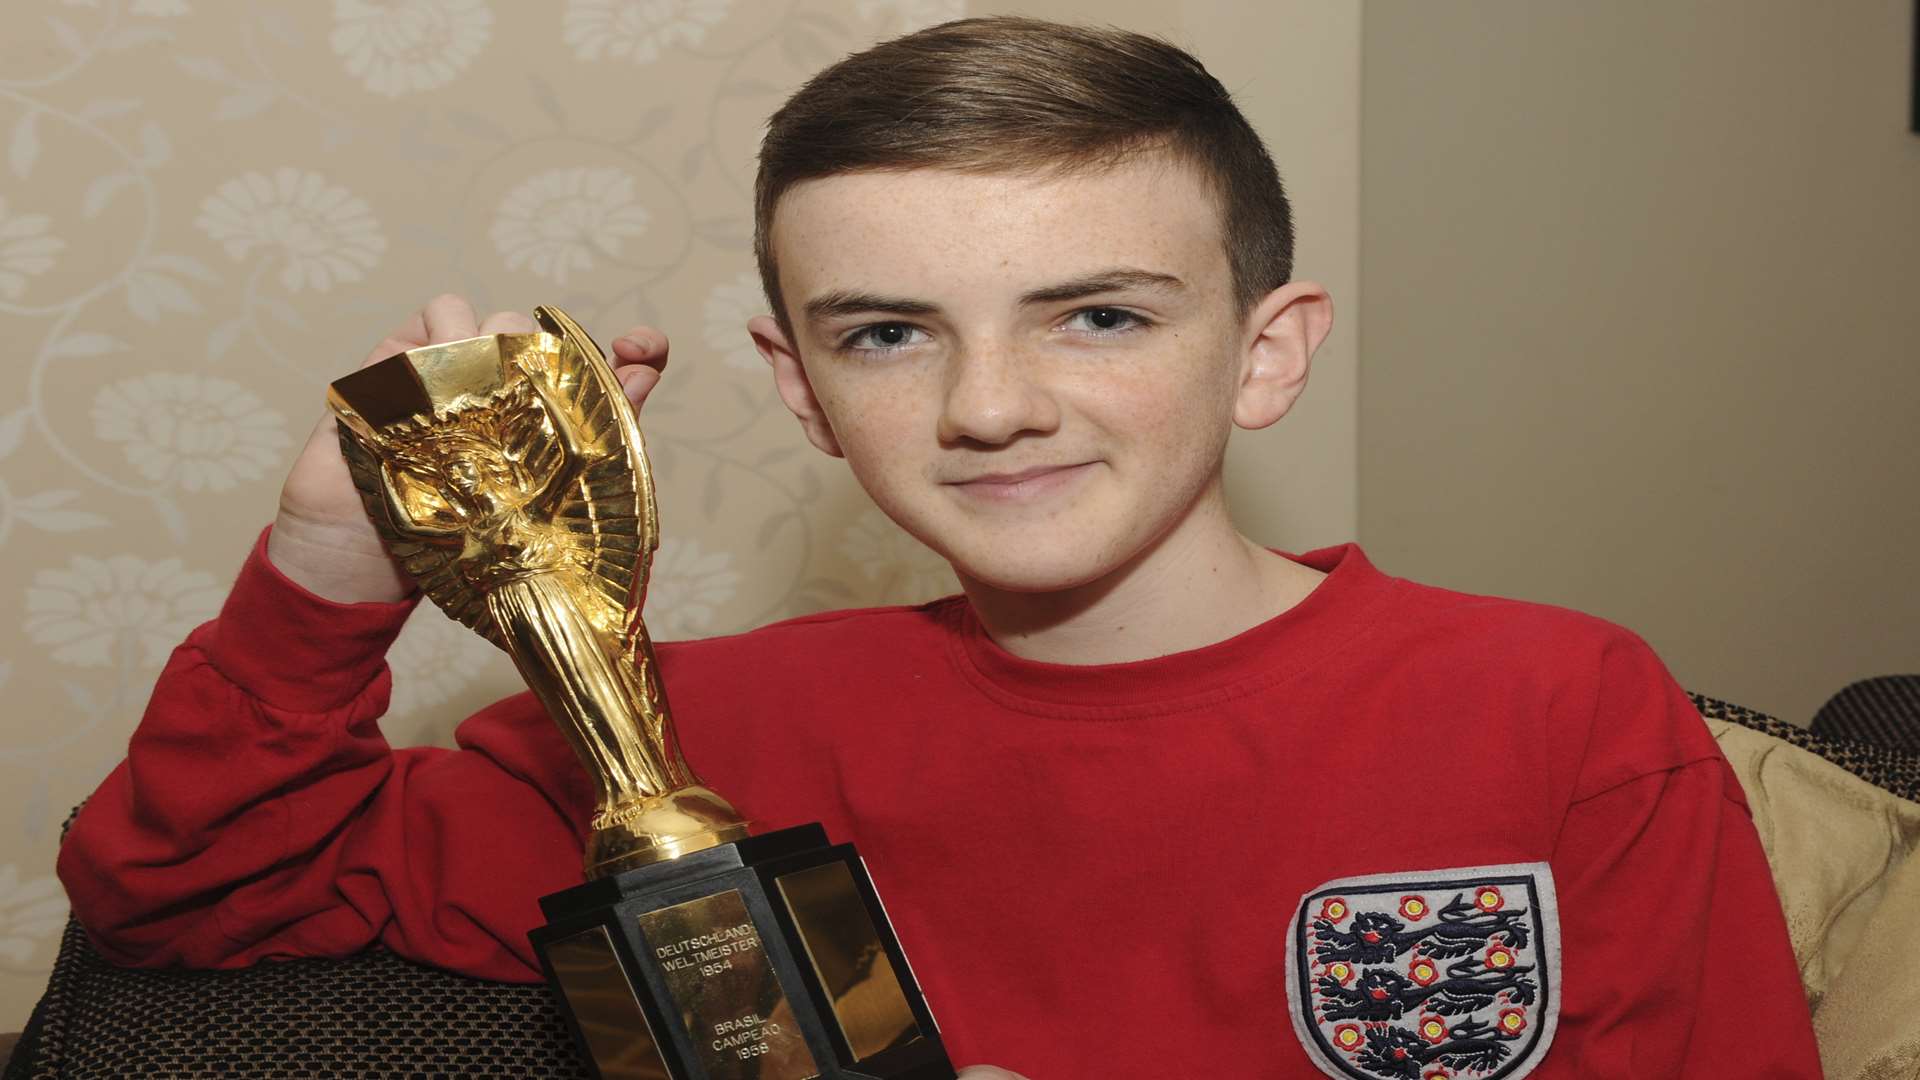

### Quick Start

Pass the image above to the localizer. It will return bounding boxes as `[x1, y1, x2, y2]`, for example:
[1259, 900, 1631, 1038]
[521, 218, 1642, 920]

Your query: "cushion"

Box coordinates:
[1707, 716, 1920, 1004]
[1698, 694, 1920, 1080]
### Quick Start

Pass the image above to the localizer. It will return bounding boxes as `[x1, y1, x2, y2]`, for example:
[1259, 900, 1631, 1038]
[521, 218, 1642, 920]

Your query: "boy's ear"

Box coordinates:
[747, 314, 844, 458]
[1233, 280, 1334, 430]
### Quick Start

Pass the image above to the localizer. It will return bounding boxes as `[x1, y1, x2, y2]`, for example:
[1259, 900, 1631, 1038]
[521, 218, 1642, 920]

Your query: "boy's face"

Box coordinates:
[750, 152, 1315, 593]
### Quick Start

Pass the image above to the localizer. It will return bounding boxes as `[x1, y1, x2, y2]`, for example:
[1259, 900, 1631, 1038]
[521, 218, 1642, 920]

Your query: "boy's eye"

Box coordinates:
[837, 307, 1151, 355]
[839, 323, 925, 353]
[1062, 307, 1149, 335]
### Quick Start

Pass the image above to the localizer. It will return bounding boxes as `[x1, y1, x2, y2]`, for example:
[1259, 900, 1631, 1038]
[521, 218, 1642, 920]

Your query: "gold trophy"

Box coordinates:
[328, 307, 953, 1080]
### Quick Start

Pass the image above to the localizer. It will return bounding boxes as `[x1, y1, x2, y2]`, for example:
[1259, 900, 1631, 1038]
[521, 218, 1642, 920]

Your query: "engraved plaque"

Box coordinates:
[547, 926, 671, 1080]
[776, 862, 922, 1062]
[635, 890, 819, 1080]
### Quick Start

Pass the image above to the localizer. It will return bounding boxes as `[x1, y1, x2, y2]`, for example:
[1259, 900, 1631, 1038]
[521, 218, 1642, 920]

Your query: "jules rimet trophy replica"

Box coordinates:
[327, 306, 953, 1080]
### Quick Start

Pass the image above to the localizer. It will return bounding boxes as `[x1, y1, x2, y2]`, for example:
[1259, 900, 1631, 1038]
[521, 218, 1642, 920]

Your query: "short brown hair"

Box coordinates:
[753, 15, 1295, 343]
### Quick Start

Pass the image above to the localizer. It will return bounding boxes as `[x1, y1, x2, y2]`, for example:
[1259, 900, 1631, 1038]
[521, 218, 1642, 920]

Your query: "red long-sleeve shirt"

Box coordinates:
[58, 529, 1822, 1077]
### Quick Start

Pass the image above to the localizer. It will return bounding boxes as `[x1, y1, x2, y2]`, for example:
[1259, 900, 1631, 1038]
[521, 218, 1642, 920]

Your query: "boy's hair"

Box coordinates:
[753, 15, 1295, 345]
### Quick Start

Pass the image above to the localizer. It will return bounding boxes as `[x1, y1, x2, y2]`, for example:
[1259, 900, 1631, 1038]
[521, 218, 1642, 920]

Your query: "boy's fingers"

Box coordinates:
[609, 328, 670, 411]
[478, 310, 537, 335]
[359, 336, 419, 368]
[611, 327, 670, 372]
[359, 305, 647, 404]
[393, 307, 428, 346]
[422, 293, 480, 345]
[359, 309, 430, 368]
[615, 362, 663, 410]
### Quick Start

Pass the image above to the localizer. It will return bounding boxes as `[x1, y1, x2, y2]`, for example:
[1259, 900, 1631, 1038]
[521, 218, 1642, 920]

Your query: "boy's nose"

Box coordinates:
[935, 346, 1061, 446]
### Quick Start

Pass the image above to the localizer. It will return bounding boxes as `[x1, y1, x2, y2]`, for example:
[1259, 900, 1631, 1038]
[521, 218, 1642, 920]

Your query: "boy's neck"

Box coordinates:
[958, 487, 1327, 666]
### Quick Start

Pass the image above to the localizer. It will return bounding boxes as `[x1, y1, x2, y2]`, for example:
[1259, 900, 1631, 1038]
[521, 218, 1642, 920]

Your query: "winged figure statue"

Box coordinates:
[327, 306, 746, 878]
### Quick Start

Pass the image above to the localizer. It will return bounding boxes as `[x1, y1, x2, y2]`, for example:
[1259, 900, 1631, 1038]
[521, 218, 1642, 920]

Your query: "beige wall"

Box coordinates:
[1189, 1, 1362, 552]
[1359, 0, 1912, 722]
[0, 0, 1358, 1032]
[1358, 0, 1919, 725]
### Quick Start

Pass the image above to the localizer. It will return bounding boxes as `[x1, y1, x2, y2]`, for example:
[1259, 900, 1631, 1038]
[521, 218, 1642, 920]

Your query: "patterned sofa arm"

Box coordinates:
[3, 798, 589, 1080]
[2, 918, 589, 1079]
[1691, 692, 1920, 800]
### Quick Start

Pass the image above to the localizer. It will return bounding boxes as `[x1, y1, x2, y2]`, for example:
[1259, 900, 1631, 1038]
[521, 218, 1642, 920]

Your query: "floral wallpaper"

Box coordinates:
[0, 0, 974, 1027]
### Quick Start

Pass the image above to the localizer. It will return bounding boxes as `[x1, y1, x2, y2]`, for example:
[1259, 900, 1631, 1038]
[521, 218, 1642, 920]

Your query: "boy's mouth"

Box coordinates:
[945, 462, 1096, 499]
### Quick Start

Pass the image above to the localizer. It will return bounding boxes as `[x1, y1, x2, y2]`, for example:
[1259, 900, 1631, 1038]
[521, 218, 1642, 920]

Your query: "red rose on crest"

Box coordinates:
[1485, 943, 1517, 970]
[1474, 886, 1505, 912]
[1417, 1015, 1448, 1045]
[1408, 957, 1440, 986]
[1498, 1007, 1529, 1035]
[1399, 894, 1429, 920]
[1332, 1023, 1365, 1052]
[1318, 897, 1350, 923]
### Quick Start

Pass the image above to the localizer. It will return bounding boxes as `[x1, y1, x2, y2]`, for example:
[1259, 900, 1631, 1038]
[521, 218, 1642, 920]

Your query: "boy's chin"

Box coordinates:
[945, 544, 1124, 597]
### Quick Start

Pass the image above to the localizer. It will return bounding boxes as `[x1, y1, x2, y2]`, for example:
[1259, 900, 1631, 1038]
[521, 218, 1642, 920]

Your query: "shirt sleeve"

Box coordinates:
[1548, 638, 1823, 1077]
[56, 527, 594, 983]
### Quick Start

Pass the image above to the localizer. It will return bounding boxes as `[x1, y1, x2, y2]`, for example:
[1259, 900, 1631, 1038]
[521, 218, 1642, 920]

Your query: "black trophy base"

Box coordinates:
[529, 824, 955, 1080]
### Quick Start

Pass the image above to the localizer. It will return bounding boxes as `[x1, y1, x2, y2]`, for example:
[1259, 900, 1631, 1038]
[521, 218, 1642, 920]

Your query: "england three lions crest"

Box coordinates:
[1285, 863, 1561, 1080]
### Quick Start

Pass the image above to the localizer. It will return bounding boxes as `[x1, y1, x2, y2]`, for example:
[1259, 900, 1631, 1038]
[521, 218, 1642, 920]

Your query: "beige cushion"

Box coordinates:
[1709, 717, 1920, 1080]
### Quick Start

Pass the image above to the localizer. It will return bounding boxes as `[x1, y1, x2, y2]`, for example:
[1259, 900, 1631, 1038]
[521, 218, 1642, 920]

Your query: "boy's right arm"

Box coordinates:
[57, 296, 678, 981]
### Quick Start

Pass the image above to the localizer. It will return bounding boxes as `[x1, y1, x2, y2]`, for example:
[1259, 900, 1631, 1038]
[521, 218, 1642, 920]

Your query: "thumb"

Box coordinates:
[956, 1068, 1031, 1080]
[610, 328, 668, 412]
[613, 361, 663, 412]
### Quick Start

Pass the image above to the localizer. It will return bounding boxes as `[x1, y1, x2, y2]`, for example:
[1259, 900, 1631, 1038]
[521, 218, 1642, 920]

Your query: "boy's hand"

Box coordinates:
[265, 293, 673, 604]
[956, 1068, 1029, 1079]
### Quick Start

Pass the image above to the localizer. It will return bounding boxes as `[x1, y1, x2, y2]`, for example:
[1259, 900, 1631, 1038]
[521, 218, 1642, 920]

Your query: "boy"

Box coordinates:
[58, 16, 1819, 1079]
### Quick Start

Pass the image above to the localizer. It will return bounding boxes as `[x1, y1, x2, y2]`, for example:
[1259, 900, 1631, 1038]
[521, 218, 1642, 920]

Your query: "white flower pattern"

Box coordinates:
[24, 555, 224, 669]
[562, 0, 732, 65]
[0, 865, 67, 966]
[702, 270, 770, 370]
[196, 168, 386, 292]
[0, 196, 65, 302]
[839, 509, 956, 602]
[490, 166, 651, 285]
[91, 374, 291, 493]
[331, 0, 494, 98]
[643, 537, 741, 640]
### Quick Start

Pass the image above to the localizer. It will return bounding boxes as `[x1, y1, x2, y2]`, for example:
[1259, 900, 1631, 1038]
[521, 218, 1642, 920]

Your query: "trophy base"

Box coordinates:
[530, 824, 955, 1080]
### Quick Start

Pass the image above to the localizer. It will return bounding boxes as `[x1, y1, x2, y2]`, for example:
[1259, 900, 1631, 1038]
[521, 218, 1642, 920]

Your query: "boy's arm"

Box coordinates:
[1548, 640, 1822, 1076]
[55, 528, 591, 982]
[56, 296, 673, 979]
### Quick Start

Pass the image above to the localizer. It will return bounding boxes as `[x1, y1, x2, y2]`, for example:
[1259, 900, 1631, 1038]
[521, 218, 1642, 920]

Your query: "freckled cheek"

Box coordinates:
[1085, 387, 1216, 471]
[814, 362, 932, 418]
[815, 389, 934, 482]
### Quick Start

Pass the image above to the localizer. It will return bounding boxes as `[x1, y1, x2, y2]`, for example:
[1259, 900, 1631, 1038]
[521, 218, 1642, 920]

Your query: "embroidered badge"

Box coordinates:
[1285, 863, 1561, 1080]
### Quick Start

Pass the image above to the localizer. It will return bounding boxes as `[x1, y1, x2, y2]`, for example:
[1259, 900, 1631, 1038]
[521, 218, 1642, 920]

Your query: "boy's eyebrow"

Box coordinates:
[800, 267, 1187, 325]
[1017, 268, 1187, 305]
[803, 291, 940, 324]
